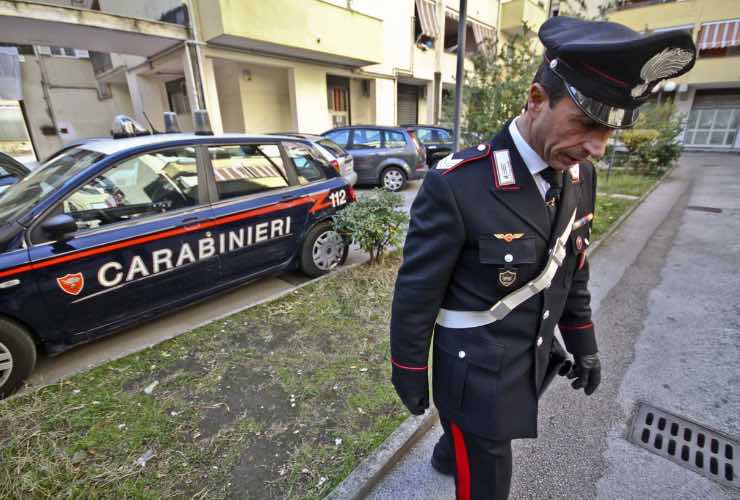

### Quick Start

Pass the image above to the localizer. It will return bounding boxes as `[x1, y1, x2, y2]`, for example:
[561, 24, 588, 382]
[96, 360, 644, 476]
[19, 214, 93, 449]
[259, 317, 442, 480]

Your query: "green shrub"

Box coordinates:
[613, 102, 685, 176]
[333, 189, 408, 265]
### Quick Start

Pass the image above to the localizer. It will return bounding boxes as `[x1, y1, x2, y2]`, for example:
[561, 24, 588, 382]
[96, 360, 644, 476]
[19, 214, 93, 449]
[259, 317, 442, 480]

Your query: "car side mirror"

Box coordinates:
[42, 214, 77, 241]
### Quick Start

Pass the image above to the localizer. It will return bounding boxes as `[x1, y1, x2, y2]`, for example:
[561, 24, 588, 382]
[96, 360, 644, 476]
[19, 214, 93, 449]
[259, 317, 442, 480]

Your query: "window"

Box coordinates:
[325, 130, 349, 147]
[351, 129, 382, 149]
[684, 108, 739, 147]
[62, 148, 199, 232]
[415, 128, 434, 144]
[208, 144, 289, 199]
[317, 138, 345, 157]
[285, 142, 327, 184]
[434, 129, 452, 142]
[384, 130, 407, 149]
[166, 78, 191, 115]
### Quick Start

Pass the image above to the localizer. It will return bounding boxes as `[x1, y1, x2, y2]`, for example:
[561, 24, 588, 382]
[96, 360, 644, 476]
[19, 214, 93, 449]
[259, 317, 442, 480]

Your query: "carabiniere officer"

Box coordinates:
[389, 16, 696, 499]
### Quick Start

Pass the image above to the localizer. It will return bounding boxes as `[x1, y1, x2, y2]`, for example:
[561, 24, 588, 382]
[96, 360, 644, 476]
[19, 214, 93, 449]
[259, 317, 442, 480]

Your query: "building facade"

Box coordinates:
[0, 0, 499, 161]
[608, 0, 740, 151]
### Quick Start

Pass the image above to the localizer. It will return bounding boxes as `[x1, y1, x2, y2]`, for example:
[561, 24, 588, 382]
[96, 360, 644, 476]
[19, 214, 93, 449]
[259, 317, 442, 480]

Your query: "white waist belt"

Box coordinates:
[436, 209, 577, 329]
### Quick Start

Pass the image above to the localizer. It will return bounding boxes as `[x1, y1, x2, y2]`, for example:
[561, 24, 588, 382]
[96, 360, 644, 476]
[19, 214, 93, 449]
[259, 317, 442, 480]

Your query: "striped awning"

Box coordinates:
[698, 19, 740, 50]
[471, 22, 496, 51]
[415, 0, 439, 39]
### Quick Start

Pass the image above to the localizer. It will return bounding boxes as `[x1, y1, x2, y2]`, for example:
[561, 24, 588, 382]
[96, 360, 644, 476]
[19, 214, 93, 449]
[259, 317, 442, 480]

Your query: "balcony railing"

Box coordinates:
[614, 0, 677, 11]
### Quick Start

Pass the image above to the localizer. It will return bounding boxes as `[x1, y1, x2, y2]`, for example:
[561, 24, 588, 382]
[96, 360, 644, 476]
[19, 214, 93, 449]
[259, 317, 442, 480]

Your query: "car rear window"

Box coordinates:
[208, 144, 289, 200]
[317, 139, 345, 157]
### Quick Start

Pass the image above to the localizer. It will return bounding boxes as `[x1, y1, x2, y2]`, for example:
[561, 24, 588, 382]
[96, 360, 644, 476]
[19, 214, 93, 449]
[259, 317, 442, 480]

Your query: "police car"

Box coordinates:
[0, 112, 355, 397]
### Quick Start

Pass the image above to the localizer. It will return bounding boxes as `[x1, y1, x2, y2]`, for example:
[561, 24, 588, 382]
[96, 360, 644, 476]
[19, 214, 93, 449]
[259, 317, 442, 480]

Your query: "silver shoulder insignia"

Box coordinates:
[436, 153, 461, 170]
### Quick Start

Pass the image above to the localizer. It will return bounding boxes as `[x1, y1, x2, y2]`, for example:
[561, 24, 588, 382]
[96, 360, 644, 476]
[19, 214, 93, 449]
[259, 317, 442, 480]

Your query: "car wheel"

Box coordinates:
[0, 318, 37, 399]
[381, 167, 406, 192]
[300, 222, 349, 278]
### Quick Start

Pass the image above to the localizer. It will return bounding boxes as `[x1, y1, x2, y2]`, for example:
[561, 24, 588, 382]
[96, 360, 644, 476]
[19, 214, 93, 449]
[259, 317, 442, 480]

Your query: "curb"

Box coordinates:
[324, 165, 678, 499]
[325, 408, 439, 500]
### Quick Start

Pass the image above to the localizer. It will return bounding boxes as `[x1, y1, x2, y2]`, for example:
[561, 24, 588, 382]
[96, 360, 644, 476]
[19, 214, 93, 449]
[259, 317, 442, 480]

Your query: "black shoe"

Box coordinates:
[431, 435, 455, 476]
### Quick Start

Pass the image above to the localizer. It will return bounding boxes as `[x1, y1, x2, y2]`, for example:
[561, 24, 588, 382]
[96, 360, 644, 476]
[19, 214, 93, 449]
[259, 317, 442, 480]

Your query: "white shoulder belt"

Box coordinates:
[436, 209, 577, 329]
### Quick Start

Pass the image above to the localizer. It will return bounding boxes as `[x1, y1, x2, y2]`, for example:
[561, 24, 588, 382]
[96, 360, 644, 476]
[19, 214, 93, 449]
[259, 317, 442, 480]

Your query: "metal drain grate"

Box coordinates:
[687, 205, 723, 213]
[629, 403, 738, 490]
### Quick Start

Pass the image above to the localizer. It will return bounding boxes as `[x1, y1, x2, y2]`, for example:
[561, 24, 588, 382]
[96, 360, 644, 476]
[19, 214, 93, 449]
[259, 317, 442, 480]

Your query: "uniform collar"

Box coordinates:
[509, 117, 548, 177]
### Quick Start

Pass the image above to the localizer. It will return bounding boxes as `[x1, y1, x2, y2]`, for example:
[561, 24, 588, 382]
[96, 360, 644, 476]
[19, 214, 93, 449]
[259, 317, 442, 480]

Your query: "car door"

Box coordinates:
[27, 146, 218, 338]
[347, 128, 383, 183]
[205, 142, 308, 284]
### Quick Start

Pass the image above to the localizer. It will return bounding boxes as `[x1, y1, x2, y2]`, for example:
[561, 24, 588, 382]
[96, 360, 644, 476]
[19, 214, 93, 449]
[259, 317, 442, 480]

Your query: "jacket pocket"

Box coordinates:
[433, 326, 505, 409]
[479, 235, 536, 265]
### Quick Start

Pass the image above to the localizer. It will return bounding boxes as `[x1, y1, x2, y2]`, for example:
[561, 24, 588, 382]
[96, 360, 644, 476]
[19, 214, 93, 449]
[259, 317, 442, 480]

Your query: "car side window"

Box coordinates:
[285, 142, 327, 184]
[385, 130, 407, 149]
[433, 129, 452, 142]
[60, 147, 200, 233]
[416, 128, 434, 144]
[351, 129, 382, 149]
[208, 144, 289, 200]
[0, 166, 8, 176]
[325, 130, 349, 147]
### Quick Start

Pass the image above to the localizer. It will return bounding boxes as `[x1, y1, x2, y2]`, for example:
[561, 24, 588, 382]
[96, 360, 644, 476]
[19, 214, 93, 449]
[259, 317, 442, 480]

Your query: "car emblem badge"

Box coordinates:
[57, 273, 84, 296]
[494, 233, 524, 243]
[498, 270, 517, 287]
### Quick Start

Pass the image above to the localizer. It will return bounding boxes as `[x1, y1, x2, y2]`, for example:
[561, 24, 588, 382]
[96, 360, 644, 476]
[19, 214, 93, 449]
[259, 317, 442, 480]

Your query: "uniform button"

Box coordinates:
[537, 337, 543, 347]
[504, 253, 513, 263]
[458, 350, 466, 359]
[543, 310, 550, 320]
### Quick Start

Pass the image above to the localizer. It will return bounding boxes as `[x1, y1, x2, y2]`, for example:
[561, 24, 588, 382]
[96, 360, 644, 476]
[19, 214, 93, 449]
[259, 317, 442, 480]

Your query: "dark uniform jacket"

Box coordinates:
[390, 123, 598, 440]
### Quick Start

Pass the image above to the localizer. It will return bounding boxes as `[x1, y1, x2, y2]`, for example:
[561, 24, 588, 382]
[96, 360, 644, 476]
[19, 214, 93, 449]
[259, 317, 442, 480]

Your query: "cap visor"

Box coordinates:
[565, 84, 640, 129]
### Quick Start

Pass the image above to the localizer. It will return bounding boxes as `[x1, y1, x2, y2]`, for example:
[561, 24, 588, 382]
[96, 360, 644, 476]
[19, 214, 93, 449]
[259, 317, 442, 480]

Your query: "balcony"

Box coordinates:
[198, 0, 383, 67]
[614, 0, 677, 11]
[500, 0, 547, 36]
[608, 0, 698, 29]
[681, 55, 740, 86]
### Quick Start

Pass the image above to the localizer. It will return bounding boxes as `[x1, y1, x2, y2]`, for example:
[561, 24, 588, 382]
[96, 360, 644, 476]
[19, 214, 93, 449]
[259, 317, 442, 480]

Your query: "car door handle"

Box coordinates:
[182, 216, 203, 230]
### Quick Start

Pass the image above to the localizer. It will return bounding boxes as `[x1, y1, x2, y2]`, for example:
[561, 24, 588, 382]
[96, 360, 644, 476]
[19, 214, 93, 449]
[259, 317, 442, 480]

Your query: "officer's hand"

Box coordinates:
[391, 367, 430, 415]
[567, 353, 601, 395]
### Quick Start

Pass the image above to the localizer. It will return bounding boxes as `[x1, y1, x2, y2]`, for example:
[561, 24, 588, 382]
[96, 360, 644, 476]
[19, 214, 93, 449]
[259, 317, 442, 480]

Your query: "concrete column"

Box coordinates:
[200, 56, 224, 134]
[374, 78, 396, 126]
[125, 71, 167, 130]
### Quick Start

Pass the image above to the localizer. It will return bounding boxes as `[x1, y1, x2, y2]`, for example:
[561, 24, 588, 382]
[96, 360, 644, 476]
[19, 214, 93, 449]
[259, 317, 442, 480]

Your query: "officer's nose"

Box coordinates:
[583, 128, 613, 159]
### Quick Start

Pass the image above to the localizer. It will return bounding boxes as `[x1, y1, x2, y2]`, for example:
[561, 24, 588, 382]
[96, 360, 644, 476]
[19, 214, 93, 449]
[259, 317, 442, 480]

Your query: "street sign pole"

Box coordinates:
[453, 0, 467, 153]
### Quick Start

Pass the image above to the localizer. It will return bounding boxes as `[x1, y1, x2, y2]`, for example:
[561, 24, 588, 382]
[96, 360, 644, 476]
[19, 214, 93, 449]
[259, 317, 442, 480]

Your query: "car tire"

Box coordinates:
[381, 167, 407, 192]
[0, 318, 37, 399]
[300, 222, 349, 278]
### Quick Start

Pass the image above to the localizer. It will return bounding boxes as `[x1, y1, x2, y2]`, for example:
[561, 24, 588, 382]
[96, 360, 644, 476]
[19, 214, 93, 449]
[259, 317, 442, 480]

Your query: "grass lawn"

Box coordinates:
[599, 171, 658, 198]
[0, 257, 406, 499]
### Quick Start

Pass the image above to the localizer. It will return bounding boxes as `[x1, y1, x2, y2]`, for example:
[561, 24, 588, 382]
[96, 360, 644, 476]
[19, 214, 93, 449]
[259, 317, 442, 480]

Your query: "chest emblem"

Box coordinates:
[498, 269, 517, 287]
[57, 273, 85, 296]
[494, 233, 524, 243]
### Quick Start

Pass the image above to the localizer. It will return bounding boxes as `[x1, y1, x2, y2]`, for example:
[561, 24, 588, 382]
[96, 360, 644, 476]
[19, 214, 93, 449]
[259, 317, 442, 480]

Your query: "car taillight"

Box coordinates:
[330, 159, 341, 173]
[347, 185, 357, 202]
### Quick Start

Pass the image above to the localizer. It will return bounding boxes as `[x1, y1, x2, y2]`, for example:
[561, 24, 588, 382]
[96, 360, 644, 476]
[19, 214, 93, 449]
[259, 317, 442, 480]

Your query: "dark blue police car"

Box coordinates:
[0, 113, 355, 397]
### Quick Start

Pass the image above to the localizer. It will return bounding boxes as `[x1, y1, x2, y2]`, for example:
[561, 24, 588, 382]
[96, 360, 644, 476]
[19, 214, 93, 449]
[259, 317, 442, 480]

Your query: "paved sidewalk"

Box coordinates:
[367, 153, 739, 499]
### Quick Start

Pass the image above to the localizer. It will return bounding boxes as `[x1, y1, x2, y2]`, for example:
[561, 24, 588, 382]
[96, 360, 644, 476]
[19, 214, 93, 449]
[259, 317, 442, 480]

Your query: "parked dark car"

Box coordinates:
[402, 125, 454, 168]
[0, 152, 30, 197]
[270, 133, 356, 186]
[321, 125, 426, 191]
[0, 117, 355, 397]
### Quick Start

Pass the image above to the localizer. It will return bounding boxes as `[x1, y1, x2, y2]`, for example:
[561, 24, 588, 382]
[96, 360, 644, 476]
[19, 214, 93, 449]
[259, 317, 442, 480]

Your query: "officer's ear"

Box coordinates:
[526, 83, 549, 117]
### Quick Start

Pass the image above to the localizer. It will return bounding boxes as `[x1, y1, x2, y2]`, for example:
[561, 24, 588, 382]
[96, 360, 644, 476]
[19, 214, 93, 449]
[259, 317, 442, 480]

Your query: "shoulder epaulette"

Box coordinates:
[437, 143, 491, 175]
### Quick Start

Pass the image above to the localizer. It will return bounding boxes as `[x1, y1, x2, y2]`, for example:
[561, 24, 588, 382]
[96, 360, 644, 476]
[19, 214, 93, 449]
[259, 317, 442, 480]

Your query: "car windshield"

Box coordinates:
[0, 147, 104, 223]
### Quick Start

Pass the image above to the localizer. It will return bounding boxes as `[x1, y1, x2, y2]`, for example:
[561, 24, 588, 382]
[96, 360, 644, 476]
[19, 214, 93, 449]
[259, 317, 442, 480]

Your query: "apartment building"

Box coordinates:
[609, 0, 740, 151]
[0, 0, 498, 161]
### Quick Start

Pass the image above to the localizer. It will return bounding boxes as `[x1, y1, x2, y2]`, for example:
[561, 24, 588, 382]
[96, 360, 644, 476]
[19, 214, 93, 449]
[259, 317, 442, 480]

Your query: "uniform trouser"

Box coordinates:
[440, 418, 512, 500]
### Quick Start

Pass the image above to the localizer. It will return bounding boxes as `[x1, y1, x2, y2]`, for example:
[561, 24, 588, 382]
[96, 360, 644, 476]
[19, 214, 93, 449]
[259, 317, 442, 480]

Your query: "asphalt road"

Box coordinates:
[25, 180, 422, 391]
[367, 152, 739, 499]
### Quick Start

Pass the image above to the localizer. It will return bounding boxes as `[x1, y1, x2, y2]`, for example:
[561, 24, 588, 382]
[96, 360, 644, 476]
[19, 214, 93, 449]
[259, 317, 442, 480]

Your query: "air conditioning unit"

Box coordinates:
[36, 46, 52, 56]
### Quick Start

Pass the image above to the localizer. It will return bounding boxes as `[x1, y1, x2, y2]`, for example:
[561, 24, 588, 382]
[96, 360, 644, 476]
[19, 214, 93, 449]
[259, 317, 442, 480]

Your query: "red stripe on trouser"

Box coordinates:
[451, 423, 471, 500]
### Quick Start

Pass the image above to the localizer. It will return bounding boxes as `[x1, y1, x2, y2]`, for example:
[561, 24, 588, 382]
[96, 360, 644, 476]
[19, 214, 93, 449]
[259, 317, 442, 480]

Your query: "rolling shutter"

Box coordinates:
[397, 84, 419, 125]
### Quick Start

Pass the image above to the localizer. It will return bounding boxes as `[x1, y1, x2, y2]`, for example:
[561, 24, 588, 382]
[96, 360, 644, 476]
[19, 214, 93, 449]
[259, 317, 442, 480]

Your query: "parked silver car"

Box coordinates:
[321, 126, 427, 191]
[270, 133, 356, 186]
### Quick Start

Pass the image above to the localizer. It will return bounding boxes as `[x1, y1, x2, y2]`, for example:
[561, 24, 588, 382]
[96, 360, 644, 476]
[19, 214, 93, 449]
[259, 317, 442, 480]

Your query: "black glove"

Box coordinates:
[567, 353, 601, 395]
[391, 367, 429, 415]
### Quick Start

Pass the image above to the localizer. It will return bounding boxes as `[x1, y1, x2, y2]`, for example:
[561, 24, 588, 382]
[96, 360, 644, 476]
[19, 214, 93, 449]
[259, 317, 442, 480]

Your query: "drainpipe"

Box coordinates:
[32, 46, 59, 134]
[433, 0, 444, 125]
[452, 0, 467, 152]
[184, 0, 206, 110]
